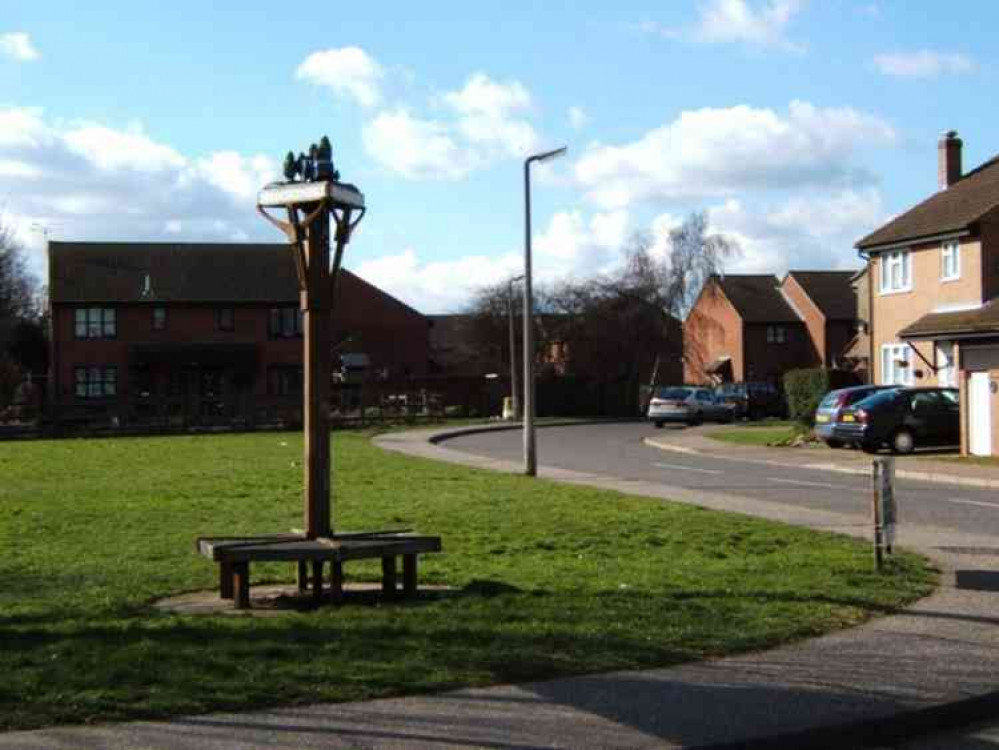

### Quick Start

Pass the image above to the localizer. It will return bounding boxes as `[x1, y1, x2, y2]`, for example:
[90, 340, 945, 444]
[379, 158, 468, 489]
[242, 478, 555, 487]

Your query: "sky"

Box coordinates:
[1, 0, 997, 313]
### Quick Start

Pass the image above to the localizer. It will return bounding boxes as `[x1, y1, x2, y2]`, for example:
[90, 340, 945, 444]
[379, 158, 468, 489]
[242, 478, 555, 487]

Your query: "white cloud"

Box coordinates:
[0, 106, 280, 278]
[296, 46, 384, 107]
[693, 0, 806, 51]
[352, 249, 522, 313]
[0, 32, 39, 62]
[575, 100, 895, 209]
[635, 20, 682, 39]
[362, 72, 539, 180]
[873, 50, 975, 78]
[568, 106, 588, 130]
[362, 109, 471, 180]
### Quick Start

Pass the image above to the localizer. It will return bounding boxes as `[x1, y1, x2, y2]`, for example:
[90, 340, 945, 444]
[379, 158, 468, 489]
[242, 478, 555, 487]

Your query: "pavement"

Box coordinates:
[4, 421, 999, 749]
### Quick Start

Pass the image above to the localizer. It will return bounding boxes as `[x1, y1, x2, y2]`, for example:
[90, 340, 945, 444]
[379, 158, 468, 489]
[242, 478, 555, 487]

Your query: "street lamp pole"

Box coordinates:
[523, 146, 567, 477]
[507, 274, 525, 421]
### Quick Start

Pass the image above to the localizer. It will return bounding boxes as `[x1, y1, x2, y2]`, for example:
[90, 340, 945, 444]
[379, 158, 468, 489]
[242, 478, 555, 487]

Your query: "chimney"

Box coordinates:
[938, 130, 962, 190]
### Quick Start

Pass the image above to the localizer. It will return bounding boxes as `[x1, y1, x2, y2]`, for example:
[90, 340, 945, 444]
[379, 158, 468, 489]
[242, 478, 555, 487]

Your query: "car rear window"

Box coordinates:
[657, 387, 691, 399]
[854, 389, 900, 409]
[818, 391, 842, 409]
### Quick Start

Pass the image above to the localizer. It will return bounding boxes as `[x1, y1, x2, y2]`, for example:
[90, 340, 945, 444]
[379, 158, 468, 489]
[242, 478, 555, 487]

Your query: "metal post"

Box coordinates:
[872, 459, 884, 571]
[303, 207, 333, 538]
[508, 276, 523, 421]
[523, 160, 537, 476]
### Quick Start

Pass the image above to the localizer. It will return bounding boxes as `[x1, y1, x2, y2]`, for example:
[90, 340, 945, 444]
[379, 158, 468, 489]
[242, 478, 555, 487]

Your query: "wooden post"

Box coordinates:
[311, 560, 324, 604]
[233, 562, 251, 610]
[297, 560, 309, 592]
[330, 561, 344, 604]
[303, 208, 333, 539]
[872, 460, 884, 572]
[220, 561, 234, 600]
[403, 554, 418, 598]
[382, 556, 398, 599]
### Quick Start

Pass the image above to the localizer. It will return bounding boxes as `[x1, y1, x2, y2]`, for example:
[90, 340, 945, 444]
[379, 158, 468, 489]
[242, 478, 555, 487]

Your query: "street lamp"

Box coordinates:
[523, 146, 567, 476]
[507, 274, 525, 421]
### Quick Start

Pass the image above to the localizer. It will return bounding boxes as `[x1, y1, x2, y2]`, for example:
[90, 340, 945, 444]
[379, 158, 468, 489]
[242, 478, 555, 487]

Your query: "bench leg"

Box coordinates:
[403, 554, 418, 598]
[382, 556, 397, 599]
[297, 561, 309, 592]
[220, 561, 234, 600]
[233, 562, 251, 610]
[312, 560, 324, 604]
[330, 561, 344, 604]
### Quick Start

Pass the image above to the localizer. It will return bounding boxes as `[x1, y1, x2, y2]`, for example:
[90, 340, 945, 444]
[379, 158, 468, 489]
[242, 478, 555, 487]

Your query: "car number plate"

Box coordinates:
[842, 414, 855, 423]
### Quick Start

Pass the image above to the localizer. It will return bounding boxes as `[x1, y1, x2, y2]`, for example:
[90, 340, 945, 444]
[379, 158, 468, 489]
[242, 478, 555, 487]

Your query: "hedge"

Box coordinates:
[783, 369, 861, 426]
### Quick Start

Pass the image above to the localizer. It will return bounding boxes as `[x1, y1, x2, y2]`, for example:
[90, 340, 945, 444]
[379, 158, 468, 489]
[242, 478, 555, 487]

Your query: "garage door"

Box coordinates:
[969, 371, 993, 456]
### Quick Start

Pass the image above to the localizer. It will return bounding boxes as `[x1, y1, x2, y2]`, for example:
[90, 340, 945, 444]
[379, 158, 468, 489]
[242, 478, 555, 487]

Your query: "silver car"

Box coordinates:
[648, 386, 736, 428]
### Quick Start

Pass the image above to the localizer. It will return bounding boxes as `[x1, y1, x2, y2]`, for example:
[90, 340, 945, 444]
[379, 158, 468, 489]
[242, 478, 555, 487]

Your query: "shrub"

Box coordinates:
[783, 368, 861, 426]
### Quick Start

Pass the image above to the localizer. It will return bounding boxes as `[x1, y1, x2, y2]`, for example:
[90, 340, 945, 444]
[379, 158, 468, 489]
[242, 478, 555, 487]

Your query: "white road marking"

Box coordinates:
[653, 462, 723, 475]
[943, 497, 999, 510]
[770, 477, 839, 489]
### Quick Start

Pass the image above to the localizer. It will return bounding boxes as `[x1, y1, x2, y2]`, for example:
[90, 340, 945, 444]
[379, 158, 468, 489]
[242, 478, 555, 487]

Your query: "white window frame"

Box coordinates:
[941, 240, 961, 281]
[766, 325, 787, 344]
[879, 250, 912, 295]
[880, 343, 914, 386]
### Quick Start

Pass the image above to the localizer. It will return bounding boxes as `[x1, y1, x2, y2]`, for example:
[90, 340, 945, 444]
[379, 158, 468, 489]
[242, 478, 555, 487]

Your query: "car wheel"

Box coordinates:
[891, 429, 915, 455]
[825, 439, 844, 449]
[653, 421, 664, 429]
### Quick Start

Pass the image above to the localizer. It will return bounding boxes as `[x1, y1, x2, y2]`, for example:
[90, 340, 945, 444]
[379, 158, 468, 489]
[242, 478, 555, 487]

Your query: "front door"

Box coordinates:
[969, 372, 993, 456]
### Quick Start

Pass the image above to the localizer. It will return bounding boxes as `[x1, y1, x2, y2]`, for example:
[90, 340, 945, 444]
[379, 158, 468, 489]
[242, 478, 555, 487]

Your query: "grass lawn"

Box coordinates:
[0, 429, 934, 731]
[707, 421, 800, 446]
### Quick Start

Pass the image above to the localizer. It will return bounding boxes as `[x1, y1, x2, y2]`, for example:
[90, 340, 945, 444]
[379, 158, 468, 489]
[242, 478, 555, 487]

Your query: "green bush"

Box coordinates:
[783, 369, 861, 426]
[783, 369, 831, 426]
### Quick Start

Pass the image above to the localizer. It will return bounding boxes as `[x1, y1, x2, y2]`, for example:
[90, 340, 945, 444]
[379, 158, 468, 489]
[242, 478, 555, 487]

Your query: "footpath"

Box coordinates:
[3, 423, 999, 749]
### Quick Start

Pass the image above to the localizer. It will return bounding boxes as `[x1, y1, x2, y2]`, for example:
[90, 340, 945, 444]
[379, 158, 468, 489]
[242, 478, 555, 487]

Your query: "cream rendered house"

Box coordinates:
[856, 131, 999, 456]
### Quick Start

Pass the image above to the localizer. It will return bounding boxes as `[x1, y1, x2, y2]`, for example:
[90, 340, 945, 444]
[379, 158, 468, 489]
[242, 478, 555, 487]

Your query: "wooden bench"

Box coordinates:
[196, 531, 442, 609]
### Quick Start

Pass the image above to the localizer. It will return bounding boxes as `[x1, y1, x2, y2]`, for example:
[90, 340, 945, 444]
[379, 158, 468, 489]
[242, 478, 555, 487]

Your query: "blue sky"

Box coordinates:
[2, 1, 997, 312]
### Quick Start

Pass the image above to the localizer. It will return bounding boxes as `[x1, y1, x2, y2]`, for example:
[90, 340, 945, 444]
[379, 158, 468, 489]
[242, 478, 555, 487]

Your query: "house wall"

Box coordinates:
[743, 322, 814, 385]
[683, 281, 743, 384]
[780, 275, 826, 366]
[871, 235, 984, 386]
[977, 207, 999, 302]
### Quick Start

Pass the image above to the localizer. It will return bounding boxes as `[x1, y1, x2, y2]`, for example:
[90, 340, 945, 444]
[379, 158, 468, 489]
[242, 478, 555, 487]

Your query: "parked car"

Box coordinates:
[813, 385, 894, 448]
[648, 386, 736, 427]
[714, 382, 786, 420]
[832, 387, 960, 454]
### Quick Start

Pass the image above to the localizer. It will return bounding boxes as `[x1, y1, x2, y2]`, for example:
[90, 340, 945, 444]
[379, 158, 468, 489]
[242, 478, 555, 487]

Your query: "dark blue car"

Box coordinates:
[813, 385, 893, 447]
[832, 387, 960, 454]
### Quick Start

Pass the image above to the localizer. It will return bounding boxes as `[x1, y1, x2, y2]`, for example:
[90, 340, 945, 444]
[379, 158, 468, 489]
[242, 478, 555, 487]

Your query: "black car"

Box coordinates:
[833, 387, 960, 454]
[813, 385, 894, 448]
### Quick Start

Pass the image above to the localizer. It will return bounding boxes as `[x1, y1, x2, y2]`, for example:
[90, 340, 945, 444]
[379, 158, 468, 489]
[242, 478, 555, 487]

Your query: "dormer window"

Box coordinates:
[879, 250, 912, 294]
[941, 240, 961, 281]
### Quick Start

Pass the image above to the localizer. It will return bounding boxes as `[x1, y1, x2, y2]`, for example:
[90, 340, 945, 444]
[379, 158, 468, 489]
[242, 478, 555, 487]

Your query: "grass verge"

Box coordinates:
[707, 421, 800, 446]
[0, 429, 934, 730]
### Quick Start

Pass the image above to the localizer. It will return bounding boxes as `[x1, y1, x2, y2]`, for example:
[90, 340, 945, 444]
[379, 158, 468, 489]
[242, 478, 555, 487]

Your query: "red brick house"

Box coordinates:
[856, 131, 999, 456]
[48, 242, 430, 426]
[684, 272, 858, 386]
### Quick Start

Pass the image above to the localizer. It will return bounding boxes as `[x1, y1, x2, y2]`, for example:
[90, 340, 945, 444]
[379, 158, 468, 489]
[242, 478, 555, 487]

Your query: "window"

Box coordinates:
[879, 250, 912, 294]
[268, 366, 303, 396]
[936, 341, 956, 387]
[269, 307, 303, 338]
[766, 325, 787, 344]
[217, 307, 235, 332]
[152, 306, 166, 331]
[941, 241, 961, 281]
[74, 366, 117, 398]
[880, 343, 913, 386]
[74, 307, 116, 339]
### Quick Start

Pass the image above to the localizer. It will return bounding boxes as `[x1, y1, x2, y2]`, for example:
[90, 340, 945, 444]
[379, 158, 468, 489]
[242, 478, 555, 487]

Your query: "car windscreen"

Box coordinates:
[656, 387, 691, 400]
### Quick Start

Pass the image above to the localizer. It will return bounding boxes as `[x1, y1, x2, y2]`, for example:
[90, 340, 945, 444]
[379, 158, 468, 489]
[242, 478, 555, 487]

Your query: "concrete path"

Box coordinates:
[3, 422, 999, 749]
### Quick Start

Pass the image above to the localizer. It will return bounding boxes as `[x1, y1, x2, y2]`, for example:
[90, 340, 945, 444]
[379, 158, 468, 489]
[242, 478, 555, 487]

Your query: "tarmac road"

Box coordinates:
[445, 422, 999, 540]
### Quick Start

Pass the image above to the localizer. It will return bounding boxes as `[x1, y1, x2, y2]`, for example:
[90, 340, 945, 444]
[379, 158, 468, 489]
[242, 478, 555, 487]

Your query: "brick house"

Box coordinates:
[684, 274, 811, 385]
[856, 131, 999, 456]
[48, 241, 430, 426]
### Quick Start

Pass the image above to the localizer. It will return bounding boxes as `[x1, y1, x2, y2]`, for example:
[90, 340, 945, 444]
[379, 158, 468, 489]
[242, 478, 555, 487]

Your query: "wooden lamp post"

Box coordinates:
[257, 137, 365, 539]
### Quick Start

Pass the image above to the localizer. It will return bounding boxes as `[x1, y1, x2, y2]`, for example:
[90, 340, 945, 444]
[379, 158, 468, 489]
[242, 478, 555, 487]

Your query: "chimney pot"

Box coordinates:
[938, 130, 963, 190]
